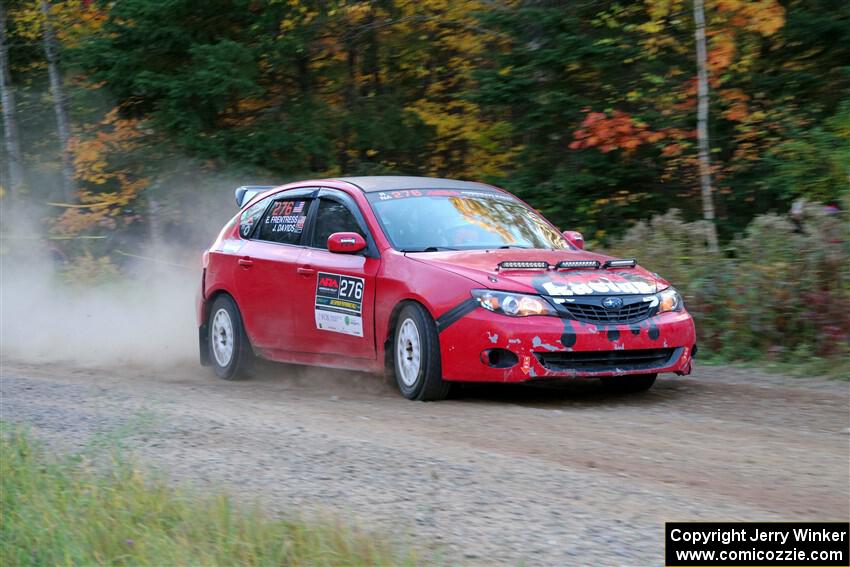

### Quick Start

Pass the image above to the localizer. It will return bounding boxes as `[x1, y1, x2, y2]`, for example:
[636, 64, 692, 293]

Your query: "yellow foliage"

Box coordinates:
[715, 0, 785, 36]
[9, 0, 105, 45]
[54, 108, 151, 238]
[637, 0, 785, 66]
[390, 0, 518, 177]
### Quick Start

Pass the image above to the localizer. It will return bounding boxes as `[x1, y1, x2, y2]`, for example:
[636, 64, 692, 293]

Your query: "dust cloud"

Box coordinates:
[1, 248, 199, 368]
[1, 182, 236, 369]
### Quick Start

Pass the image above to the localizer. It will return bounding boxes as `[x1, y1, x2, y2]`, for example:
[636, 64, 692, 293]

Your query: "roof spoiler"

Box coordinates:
[235, 185, 275, 207]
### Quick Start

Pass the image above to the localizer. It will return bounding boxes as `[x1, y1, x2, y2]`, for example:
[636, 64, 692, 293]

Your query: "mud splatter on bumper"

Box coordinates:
[439, 307, 696, 382]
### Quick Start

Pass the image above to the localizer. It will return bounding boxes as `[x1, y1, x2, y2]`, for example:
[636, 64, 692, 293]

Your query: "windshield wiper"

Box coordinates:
[400, 246, 460, 253]
[497, 245, 532, 249]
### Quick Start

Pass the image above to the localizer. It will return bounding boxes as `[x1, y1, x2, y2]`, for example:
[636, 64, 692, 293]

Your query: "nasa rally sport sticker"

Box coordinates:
[314, 272, 364, 337]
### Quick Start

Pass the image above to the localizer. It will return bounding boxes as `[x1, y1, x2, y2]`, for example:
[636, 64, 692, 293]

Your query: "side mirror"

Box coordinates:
[562, 230, 584, 250]
[328, 232, 367, 254]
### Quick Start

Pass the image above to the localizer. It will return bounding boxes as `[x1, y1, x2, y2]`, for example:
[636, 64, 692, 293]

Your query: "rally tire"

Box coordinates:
[601, 373, 657, 393]
[392, 303, 451, 401]
[208, 294, 254, 380]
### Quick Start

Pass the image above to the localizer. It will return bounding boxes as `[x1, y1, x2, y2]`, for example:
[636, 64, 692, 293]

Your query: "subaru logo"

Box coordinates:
[602, 296, 623, 310]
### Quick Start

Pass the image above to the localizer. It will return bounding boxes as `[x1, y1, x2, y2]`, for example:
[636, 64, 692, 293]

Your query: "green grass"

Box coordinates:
[0, 425, 416, 566]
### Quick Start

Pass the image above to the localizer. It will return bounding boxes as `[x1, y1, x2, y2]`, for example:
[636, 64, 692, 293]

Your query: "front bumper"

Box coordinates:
[438, 305, 696, 382]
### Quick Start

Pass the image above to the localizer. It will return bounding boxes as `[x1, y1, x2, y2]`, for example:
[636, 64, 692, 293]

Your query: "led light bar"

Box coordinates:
[556, 260, 600, 269]
[603, 258, 637, 268]
[498, 260, 550, 270]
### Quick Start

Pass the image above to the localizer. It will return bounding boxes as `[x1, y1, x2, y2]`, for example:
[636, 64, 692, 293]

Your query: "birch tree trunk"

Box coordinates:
[40, 0, 75, 202]
[0, 1, 24, 200]
[693, 0, 720, 252]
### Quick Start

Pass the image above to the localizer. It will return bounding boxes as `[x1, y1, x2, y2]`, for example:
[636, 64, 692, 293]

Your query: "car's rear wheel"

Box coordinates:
[208, 294, 253, 380]
[601, 373, 657, 393]
[393, 303, 451, 401]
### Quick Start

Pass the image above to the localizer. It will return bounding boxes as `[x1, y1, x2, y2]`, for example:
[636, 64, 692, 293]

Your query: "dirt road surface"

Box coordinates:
[2, 360, 848, 565]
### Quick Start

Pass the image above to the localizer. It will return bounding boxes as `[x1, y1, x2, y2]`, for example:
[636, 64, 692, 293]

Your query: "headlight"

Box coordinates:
[657, 287, 683, 313]
[471, 289, 557, 317]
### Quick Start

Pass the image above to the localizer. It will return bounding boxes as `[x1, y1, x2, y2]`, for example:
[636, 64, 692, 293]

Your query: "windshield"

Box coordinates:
[366, 189, 571, 252]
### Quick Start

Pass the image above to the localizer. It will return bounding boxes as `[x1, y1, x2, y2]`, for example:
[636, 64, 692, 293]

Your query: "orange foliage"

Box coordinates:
[707, 37, 736, 73]
[53, 109, 150, 237]
[719, 88, 750, 122]
[707, 0, 785, 75]
[569, 110, 666, 154]
[715, 0, 785, 36]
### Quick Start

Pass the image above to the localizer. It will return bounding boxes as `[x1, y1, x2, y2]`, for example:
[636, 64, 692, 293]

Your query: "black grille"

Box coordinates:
[551, 297, 655, 324]
[534, 348, 679, 372]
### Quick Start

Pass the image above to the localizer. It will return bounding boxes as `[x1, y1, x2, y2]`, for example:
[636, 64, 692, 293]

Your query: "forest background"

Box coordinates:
[1, 0, 847, 372]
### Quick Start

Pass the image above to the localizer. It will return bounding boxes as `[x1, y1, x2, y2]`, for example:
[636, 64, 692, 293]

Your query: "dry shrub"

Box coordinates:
[607, 207, 849, 368]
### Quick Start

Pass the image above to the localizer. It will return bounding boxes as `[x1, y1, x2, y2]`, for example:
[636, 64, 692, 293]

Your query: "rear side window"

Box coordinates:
[239, 196, 272, 238]
[311, 198, 364, 249]
[257, 198, 312, 245]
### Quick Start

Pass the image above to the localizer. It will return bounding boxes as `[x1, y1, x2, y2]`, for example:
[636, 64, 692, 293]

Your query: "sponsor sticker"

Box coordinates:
[265, 200, 308, 235]
[239, 219, 254, 238]
[314, 272, 364, 337]
[239, 197, 270, 238]
[372, 189, 514, 202]
[541, 278, 655, 296]
[376, 189, 424, 201]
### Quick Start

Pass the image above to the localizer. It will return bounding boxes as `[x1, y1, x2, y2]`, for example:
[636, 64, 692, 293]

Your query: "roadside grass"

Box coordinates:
[698, 352, 850, 381]
[0, 425, 416, 566]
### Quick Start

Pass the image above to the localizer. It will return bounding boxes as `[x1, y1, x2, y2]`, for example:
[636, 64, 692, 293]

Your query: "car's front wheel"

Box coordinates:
[601, 373, 657, 393]
[393, 303, 451, 401]
[208, 294, 253, 380]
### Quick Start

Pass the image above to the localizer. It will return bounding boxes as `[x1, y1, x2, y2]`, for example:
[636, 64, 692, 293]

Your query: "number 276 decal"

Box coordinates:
[314, 272, 365, 337]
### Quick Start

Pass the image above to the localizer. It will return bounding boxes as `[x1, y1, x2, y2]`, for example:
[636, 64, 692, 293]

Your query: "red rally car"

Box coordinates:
[198, 176, 696, 401]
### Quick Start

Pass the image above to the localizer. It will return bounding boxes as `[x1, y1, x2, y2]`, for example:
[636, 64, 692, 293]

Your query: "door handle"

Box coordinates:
[237, 258, 254, 267]
[297, 266, 316, 276]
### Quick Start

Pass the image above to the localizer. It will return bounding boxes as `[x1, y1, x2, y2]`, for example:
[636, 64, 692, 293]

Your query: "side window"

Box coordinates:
[239, 196, 272, 238]
[257, 198, 312, 245]
[311, 198, 365, 249]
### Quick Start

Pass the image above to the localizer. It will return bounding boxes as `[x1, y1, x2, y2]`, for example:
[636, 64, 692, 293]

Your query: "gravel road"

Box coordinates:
[1, 360, 848, 566]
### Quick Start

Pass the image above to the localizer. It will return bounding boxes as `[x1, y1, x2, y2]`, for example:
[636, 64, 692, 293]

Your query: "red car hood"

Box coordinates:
[406, 249, 666, 296]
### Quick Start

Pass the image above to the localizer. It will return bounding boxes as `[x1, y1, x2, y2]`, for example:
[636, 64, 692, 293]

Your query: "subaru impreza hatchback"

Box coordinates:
[198, 176, 696, 400]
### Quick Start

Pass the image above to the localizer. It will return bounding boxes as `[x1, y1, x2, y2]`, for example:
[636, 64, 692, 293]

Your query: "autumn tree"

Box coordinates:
[7, 0, 844, 243]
